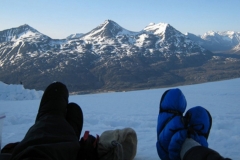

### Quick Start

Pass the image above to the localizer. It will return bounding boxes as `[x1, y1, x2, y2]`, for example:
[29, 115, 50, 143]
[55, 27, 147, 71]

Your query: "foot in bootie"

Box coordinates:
[168, 106, 212, 160]
[36, 82, 69, 122]
[185, 106, 212, 146]
[66, 103, 83, 140]
[156, 88, 187, 160]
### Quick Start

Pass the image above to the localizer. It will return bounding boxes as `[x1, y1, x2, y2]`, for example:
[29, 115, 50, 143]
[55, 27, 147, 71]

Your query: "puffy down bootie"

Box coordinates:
[156, 88, 187, 160]
[168, 106, 212, 160]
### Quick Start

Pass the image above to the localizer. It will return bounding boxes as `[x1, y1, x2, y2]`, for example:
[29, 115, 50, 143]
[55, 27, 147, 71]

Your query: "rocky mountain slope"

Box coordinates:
[0, 20, 239, 93]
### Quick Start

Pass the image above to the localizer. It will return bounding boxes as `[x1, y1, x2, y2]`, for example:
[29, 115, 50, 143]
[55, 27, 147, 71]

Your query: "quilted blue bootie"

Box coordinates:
[168, 106, 212, 160]
[156, 88, 187, 160]
[185, 106, 212, 146]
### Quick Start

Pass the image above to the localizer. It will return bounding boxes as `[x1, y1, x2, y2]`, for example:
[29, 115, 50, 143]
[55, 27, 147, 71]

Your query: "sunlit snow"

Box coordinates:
[144, 23, 168, 35]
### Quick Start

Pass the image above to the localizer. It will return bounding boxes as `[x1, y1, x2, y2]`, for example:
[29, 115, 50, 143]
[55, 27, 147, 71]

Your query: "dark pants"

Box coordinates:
[184, 146, 231, 160]
[11, 116, 80, 160]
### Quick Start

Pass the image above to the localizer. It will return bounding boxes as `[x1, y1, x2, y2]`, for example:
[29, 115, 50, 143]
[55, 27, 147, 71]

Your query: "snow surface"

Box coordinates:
[0, 82, 43, 101]
[1, 79, 240, 159]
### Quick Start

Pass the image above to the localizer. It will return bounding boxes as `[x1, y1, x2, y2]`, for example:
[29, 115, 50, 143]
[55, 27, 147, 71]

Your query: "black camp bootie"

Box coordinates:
[66, 102, 83, 140]
[35, 82, 69, 122]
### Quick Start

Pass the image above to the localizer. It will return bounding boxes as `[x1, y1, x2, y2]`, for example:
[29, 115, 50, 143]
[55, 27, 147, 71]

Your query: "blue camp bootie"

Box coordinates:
[168, 106, 212, 160]
[156, 88, 187, 160]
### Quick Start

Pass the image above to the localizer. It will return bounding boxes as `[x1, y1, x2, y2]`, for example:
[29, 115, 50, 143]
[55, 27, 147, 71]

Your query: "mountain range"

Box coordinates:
[0, 20, 240, 93]
[185, 31, 240, 52]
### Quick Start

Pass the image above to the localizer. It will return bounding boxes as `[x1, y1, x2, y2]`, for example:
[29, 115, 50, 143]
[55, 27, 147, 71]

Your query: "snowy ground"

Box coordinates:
[0, 82, 43, 100]
[1, 79, 240, 159]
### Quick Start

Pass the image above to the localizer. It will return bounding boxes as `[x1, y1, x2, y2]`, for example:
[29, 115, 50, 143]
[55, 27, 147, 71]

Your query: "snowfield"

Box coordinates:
[0, 82, 43, 101]
[1, 79, 240, 159]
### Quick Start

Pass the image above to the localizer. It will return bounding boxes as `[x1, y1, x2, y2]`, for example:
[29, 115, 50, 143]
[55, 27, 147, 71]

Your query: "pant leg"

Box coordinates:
[183, 146, 231, 160]
[11, 115, 80, 160]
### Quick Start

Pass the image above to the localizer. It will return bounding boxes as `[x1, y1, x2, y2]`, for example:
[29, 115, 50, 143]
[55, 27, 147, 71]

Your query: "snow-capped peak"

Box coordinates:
[222, 31, 235, 36]
[217, 31, 240, 41]
[18, 24, 37, 31]
[148, 22, 155, 26]
[202, 31, 217, 38]
[82, 20, 137, 40]
[202, 31, 239, 39]
[0, 24, 47, 42]
[103, 19, 117, 25]
[201, 30, 240, 44]
[101, 19, 123, 32]
[144, 22, 169, 35]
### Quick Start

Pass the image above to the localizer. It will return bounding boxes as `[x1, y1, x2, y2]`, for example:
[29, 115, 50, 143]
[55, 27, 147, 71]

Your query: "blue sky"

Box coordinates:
[1, 0, 239, 39]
